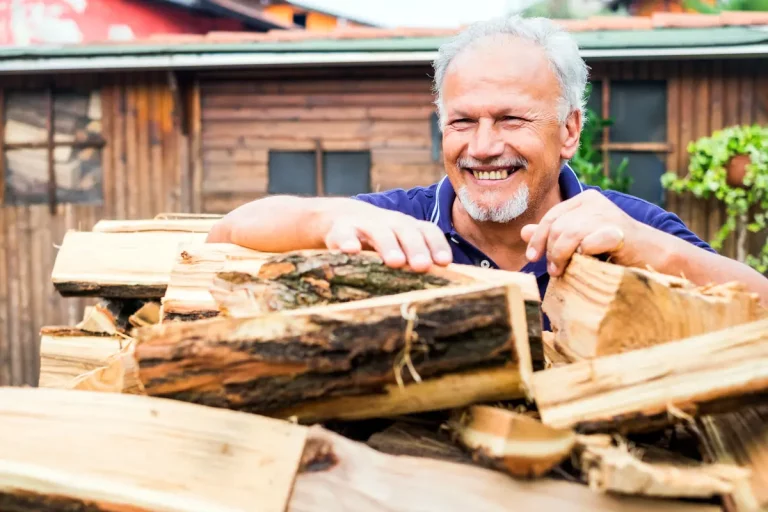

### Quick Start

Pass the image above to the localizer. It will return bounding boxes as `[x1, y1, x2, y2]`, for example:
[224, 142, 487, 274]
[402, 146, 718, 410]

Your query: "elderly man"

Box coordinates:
[207, 15, 768, 309]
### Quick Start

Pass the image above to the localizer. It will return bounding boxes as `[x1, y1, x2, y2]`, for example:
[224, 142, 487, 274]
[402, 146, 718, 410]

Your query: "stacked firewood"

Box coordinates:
[18, 215, 768, 511]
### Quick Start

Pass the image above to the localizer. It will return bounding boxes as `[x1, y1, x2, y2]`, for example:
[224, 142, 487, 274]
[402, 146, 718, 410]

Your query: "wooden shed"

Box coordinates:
[0, 14, 767, 385]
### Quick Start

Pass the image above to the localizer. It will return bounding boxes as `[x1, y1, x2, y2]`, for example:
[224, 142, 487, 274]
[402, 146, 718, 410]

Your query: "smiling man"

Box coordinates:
[207, 15, 768, 309]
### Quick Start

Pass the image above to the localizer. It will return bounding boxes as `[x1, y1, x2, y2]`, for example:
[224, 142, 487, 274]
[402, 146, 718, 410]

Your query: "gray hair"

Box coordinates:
[432, 15, 588, 130]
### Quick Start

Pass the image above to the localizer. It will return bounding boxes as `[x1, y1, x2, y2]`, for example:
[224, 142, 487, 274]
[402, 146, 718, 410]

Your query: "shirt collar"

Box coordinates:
[432, 162, 585, 235]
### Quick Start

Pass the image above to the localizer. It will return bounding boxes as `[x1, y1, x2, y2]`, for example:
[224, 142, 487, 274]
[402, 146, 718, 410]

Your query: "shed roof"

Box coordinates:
[0, 12, 767, 74]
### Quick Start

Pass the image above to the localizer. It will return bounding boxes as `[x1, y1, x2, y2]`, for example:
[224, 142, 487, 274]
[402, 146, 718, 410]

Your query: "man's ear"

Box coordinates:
[559, 110, 582, 160]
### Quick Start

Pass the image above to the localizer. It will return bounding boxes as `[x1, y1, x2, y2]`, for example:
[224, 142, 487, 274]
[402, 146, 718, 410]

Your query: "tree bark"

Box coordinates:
[542, 254, 762, 359]
[135, 283, 533, 416]
[532, 318, 768, 434]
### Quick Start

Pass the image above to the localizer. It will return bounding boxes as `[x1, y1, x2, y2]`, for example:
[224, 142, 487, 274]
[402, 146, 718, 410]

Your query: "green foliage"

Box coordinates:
[683, 0, 768, 13]
[660, 124, 768, 272]
[569, 85, 632, 193]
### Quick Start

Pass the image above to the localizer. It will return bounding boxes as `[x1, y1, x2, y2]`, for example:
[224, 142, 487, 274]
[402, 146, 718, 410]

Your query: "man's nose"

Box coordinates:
[468, 119, 504, 160]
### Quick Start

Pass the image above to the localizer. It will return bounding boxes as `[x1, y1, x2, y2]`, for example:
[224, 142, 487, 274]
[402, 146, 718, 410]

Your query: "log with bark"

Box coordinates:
[51, 230, 208, 298]
[291, 426, 722, 512]
[532, 318, 768, 434]
[134, 282, 534, 419]
[0, 387, 307, 512]
[448, 405, 576, 478]
[543, 254, 762, 359]
[697, 406, 768, 511]
[575, 435, 749, 499]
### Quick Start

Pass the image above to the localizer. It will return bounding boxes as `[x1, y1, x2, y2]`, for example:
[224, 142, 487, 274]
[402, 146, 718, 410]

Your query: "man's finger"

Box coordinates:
[578, 226, 625, 256]
[393, 223, 433, 272]
[356, 224, 407, 267]
[520, 224, 537, 243]
[525, 198, 582, 261]
[419, 221, 453, 266]
[325, 222, 362, 253]
[547, 221, 587, 276]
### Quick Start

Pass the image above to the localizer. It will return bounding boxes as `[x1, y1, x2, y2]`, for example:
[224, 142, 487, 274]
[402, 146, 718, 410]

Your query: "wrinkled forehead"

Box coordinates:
[442, 35, 562, 113]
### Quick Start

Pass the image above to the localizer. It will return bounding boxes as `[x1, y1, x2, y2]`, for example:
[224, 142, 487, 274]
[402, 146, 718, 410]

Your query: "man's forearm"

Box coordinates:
[643, 225, 768, 306]
[206, 195, 366, 252]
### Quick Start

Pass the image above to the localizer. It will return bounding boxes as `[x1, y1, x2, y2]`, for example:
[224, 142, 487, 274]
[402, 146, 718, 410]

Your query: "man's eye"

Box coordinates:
[451, 118, 473, 126]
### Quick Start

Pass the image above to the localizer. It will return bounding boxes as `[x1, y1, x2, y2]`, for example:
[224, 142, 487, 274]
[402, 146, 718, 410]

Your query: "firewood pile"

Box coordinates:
[14, 215, 768, 511]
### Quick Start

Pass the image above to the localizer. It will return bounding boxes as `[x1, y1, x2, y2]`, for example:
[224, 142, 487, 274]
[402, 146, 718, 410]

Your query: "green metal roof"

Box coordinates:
[0, 26, 766, 60]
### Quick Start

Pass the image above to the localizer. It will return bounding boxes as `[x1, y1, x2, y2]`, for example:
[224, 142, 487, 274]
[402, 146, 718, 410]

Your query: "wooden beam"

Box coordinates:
[0, 387, 307, 512]
[542, 254, 762, 359]
[532, 318, 768, 434]
[51, 231, 208, 298]
[135, 282, 534, 417]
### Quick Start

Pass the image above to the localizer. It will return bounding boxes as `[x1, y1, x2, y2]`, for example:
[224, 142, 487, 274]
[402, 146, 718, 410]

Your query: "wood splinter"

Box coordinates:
[449, 405, 576, 478]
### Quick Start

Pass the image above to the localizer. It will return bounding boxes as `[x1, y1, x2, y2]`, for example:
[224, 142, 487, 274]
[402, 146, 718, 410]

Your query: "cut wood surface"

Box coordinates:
[38, 328, 126, 389]
[52, 231, 208, 298]
[543, 254, 761, 359]
[269, 365, 524, 423]
[577, 437, 749, 498]
[698, 406, 768, 511]
[367, 422, 475, 465]
[289, 425, 721, 512]
[0, 387, 307, 512]
[450, 405, 576, 478]
[533, 318, 768, 433]
[92, 218, 219, 233]
[76, 304, 119, 334]
[136, 282, 533, 416]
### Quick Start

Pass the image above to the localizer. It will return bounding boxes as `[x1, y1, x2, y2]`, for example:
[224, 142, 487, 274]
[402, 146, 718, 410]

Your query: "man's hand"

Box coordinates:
[520, 190, 647, 276]
[324, 210, 453, 272]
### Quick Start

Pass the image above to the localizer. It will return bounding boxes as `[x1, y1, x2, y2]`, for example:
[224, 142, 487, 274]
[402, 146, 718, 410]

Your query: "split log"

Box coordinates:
[75, 304, 119, 335]
[290, 426, 722, 512]
[543, 254, 762, 359]
[697, 406, 768, 511]
[449, 405, 576, 478]
[128, 301, 161, 328]
[367, 422, 474, 465]
[532, 318, 768, 434]
[135, 282, 534, 417]
[576, 436, 749, 498]
[92, 218, 219, 233]
[51, 230, 207, 298]
[0, 387, 307, 512]
[38, 327, 126, 389]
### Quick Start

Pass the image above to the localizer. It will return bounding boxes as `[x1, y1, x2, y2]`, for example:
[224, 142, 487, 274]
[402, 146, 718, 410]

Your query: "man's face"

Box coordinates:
[441, 36, 580, 223]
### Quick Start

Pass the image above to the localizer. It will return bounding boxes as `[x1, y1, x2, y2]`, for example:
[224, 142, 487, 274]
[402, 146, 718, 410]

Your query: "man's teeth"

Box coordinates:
[472, 170, 509, 180]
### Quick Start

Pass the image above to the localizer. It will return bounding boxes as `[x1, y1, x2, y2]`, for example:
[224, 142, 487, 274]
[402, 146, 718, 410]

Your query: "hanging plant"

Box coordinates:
[661, 124, 768, 273]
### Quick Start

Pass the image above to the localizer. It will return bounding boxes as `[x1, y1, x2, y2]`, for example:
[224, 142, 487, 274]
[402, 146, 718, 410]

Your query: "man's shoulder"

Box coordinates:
[353, 182, 441, 221]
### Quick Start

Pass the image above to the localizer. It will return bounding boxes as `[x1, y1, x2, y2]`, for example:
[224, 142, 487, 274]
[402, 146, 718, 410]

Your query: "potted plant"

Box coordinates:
[661, 124, 768, 272]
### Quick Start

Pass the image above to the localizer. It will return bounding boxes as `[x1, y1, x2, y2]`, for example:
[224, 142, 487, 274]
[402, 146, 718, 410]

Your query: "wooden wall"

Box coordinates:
[0, 71, 186, 385]
[196, 66, 444, 213]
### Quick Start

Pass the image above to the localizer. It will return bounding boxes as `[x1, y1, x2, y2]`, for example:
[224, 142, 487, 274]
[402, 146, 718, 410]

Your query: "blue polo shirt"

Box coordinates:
[354, 164, 714, 328]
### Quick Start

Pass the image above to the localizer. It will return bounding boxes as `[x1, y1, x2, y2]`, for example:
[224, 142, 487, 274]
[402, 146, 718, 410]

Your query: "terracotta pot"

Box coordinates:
[726, 154, 751, 188]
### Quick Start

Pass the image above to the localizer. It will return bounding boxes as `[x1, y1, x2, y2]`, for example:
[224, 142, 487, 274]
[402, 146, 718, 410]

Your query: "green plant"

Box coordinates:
[570, 87, 632, 193]
[683, 0, 768, 13]
[661, 124, 768, 273]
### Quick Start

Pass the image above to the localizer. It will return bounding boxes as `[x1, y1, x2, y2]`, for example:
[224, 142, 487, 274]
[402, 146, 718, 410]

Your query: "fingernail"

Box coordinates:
[526, 247, 537, 260]
[411, 254, 430, 267]
[436, 250, 452, 262]
[386, 249, 405, 262]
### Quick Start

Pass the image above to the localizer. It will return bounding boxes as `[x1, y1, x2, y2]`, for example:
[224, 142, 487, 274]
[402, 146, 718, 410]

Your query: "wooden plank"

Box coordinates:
[0, 207, 8, 385]
[101, 85, 114, 219]
[679, 61, 695, 231]
[757, 64, 768, 125]
[113, 78, 127, 220]
[191, 79, 203, 213]
[666, 61, 681, 240]
[28, 207, 45, 384]
[708, 60, 726, 257]
[723, 60, 742, 259]
[533, 318, 768, 434]
[201, 79, 431, 96]
[51, 231, 208, 298]
[150, 81, 165, 215]
[125, 76, 139, 219]
[38, 328, 126, 389]
[201, 92, 436, 110]
[543, 254, 761, 359]
[0, 387, 307, 512]
[692, 61, 711, 247]
[46, 88, 56, 215]
[202, 105, 435, 122]
[137, 82, 151, 217]
[290, 426, 721, 512]
[5, 207, 21, 385]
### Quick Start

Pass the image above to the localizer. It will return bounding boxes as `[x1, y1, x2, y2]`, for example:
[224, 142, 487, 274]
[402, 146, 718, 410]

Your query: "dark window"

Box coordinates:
[430, 111, 441, 162]
[611, 152, 666, 206]
[585, 80, 602, 119]
[609, 81, 666, 143]
[267, 149, 371, 197]
[323, 151, 371, 196]
[3, 88, 104, 208]
[267, 151, 316, 195]
[292, 12, 307, 27]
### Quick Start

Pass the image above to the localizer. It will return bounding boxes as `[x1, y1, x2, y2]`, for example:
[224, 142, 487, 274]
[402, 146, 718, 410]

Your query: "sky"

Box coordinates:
[290, 0, 533, 28]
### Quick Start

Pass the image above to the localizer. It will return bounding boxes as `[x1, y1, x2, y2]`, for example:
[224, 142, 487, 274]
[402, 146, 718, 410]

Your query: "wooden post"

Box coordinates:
[314, 139, 324, 196]
[46, 87, 57, 215]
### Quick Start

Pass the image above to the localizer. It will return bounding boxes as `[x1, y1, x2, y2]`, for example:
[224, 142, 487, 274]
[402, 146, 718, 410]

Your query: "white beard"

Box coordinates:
[457, 183, 529, 223]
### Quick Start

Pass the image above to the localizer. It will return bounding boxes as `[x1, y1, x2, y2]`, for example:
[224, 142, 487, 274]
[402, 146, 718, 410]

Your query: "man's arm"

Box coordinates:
[206, 195, 452, 272]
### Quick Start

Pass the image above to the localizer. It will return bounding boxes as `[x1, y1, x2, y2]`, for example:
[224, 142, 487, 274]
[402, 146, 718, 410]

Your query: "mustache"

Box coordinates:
[456, 156, 528, 169]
